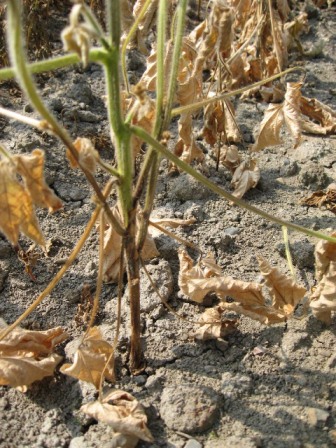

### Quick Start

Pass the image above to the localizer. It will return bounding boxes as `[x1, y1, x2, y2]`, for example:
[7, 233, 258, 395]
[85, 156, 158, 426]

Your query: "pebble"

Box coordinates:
[0, 240, 11, 259]
[307, 407, 329, 427]
[276, 240, 315, 269]
[298, 163, 329, 189]
[160, 384, 220, 433]
[185, 440, 203, 448]
[280, 160, 298, 177]
[54, 181, 88, 202]
[68, 80, 93, 105]
[76, 110, 100, 123]
[0, 267, 9, 291]
[169, 174, 210, 202]
[69, 437, 87, 448]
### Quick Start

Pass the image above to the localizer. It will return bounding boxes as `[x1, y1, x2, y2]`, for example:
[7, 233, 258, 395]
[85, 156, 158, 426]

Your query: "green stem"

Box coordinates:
[130, 125, 336, 245]
[6, 0, 125, 236]
[0, 50, 104, 82]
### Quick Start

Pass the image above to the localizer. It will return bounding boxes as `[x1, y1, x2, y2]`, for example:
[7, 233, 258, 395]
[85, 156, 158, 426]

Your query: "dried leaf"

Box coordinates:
[219, 145, 241, 173]
[300, 184, 336, 214]
[251, 103, 284, 152]
[178, 249, 265, 304]
[257, 256, 307, 315]
[0, 325, 67, 389]
[60, 327, 115, 389]
[314, 232, 336, 282]
[66, 138, 99, 174]
[283, 82, 302, 148]
[310, 261, 336, 324]
[0, 160, 45, 246]
[231, 159, 260, 198]
[300, 96, 336, 134]
[203, 98, 241, 146]
[193, 306, 237, 341]
[14, 149, 63, 212]
[81, 389, 154, 444]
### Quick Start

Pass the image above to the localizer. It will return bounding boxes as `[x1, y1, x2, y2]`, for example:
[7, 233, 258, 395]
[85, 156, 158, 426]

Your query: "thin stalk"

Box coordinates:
[0, 50, 105, 82]
[172, 66, 304, 116]
[154, 0, 167, 135]
[130, 125, 336, 245]
[0, 107, 43, 129]
[162, 0, 188, 131]
[121, 0, 153, 92]
[86, 209, 105, 333]
[81, 3, 110, 50]
[267, 0, 282, 73]
[282, 226, 296, 279]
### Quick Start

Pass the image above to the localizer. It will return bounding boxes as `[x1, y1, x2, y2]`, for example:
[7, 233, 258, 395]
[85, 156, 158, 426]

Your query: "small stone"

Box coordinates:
[68, 80, 93, 105]
[160, 384, 220, 433]
[169, 174, 210, 202]
[69, 437, 88, 448]
[280, 160, 298, 177]
[329, 429, 336, 445]
[132, 375, 147, 386]
[54, 181, 88, 201]
[224, 227, 240, 236]
[298, 163, 329, 190]
[276, 240, 314, 269]
[0, 267, 9, 292]
[185, 440, 203, 448]
[307, 407, 329, 427]
[215, 338, 229, 353]
[47, 98, 63, 113]
[76, 110, 100, 123]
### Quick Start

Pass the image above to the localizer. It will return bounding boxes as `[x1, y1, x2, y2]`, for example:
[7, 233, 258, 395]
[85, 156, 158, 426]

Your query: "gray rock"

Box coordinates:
[276, 239, 315, 269]
[221, 372, 252, 399]
[298, 163, 329, 189]
[0, 267, 8, 292]
[68, 81, 93, 105]
[169, 174, 210, 202]
[54, 181, 88, 201]
[160, 384, 220, 433]
[280, 160, 298, 177]
[185, 440, 203, 448]
[224, 227, 240, 236]
[47, 98, 63, 113]
[307, 407, 329, 427]
[69, 437, 88, 448]
[76, 110, 100, 123]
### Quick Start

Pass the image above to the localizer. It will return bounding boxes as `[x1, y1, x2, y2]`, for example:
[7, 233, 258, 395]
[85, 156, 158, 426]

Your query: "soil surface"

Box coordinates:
[0, 2, 336, 448]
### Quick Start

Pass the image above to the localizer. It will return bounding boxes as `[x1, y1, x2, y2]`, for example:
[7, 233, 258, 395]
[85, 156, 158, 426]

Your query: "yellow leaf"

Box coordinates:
[0, 160, 45, 246]
[60, 327, 115, 389]
[81, 389, 154, 445]
[14, 149, 63, 213]
[0, 324, 67, 389]
[257, 256, 307, 315]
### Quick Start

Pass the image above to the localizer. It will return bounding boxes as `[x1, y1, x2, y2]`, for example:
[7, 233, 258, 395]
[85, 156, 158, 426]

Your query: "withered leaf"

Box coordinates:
[0, 325, 67, 389]
[14, 149, 63, 212]
[81, 389, 154, 445]
[66, 138, 99, 174]
[314, 231, 336, 282]
[300, 96, 336, 135]
[0, 160, 45, 247]
[203, 98, 241, 146]
[300, 184, 336, 215]
[193, 306, 237, 341]
[257, 256, 307, 315]
[251, 103, 284, 152]
[60, 327, 115, 389]
[231, 159, 260, 198]
[178, 249, 265, 304]
[310, 261, 336, 324]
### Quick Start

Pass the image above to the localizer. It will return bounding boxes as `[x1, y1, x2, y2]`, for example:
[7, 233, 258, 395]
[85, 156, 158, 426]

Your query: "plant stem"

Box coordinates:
[130, 125, 336, 245]
[0, 50, 104, 82]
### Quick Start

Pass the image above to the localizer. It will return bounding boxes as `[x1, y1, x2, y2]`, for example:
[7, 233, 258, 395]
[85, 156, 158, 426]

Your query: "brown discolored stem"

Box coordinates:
[124, 208, 145, 374]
